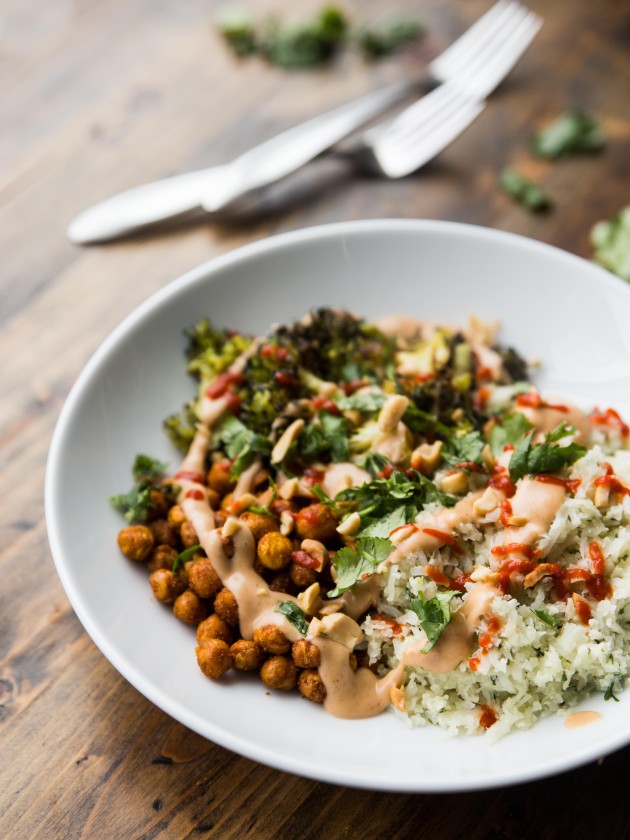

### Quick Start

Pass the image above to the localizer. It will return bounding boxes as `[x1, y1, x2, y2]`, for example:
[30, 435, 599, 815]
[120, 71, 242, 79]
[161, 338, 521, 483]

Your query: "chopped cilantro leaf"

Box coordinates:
[274, 600, 309, 635]
[509, 423, 586, 481]
[604, 679, 621, 702]
[132, 454, 168, 481]
[533, 608, 562, 628]
[172, 544, 201, 576]
[409, 591, 456, 652]
[442, 430, 484, 467]
[359, 505, 407, 539]
[337, 391, 387, 413]
[328, 537, 393, 598]
[500, 168, 552, 213]
[337, 469, 455, 532]
[110, 482, 154, 524]
[215, 415, 271, 477]
[298, 411, 349, 463]
[591, 205, 630, 282]
[311, 483, 346, 515]
[489, 413, 534, 455]
[358, 452, 390, 478]
[359, 19, 424, 58]
[532, 109, 605, 159]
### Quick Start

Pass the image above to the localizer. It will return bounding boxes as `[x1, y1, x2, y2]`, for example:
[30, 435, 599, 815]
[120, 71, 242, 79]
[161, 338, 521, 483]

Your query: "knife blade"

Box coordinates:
[67, 80, 415, 244]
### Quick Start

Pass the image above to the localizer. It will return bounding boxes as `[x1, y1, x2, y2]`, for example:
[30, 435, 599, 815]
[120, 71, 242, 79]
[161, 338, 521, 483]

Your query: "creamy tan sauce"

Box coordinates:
[233, 459, 262, 500]
[388, 490, 484, 566]
[403, 584, 499, 673]
[503, 478, 567, 551]
[321, 576, 382, 620]
[564, 711, 602, 729]
[315, 637, 404, 719]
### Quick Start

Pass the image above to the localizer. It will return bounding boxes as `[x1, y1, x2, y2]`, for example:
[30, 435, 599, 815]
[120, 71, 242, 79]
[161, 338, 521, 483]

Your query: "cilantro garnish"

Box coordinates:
[172, 544, 202, 576]
[532, 608, 562, 628]
[359, 506, 407, 539]
[298, 411, 349, 463]
[532, 109, 605, 159]
[500, 168, 552, 213]
[110, 454, 176, 523]
[275, 600, 309, 635]
[337, 469, 455, 534]
[337, 391, 387, 413]
[442, 429, 484, 467]
[509, 423, 586, 481]
[591, 205, 630, 282]
[311, 484, 346, 515]
[409, 591, 456, 652]
[132, 454, 168, 481]
[215, 415, 272, 477]
[604, 679, 621, 703]
[327, 537, 393, 598]
[358, 452, 389, 478]
[359, 19, 424, 58]
[489, 413, 534, 456]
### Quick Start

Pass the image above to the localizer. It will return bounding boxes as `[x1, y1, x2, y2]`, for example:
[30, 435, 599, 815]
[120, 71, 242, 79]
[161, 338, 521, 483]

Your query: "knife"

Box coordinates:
[67, 80, 415, 244]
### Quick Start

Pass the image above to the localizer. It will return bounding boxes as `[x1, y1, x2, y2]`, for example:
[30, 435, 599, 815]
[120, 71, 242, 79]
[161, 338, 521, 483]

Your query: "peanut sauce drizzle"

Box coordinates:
[172, 344, 590, 721]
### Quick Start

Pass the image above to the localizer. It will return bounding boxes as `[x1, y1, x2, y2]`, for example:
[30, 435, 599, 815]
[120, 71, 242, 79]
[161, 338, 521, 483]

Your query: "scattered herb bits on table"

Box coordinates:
[112, 308, 630, 737]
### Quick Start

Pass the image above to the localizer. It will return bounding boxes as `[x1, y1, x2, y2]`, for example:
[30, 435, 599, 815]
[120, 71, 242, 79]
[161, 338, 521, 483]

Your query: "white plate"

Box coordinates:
[46, 220, 630, 791]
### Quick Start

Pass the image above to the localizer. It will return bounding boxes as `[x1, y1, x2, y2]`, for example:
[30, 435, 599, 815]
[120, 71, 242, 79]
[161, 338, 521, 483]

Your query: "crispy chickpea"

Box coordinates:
[180, 520, 199, 549]
[298, 669, 326, 703]
[173, 590, 207, 625]
[188, 557, 222, 599]
[214, 510, 228, 528]
[117, 525, 155, 562]
[289, 563, 318, 590]
[295, 504, 338, 542]
[197, 614, 233, 645]
[260, 655, 298, 691]
[256, 532, 293, 571]
[292, 638, 321, 669]
[231, 640, 265, 671]
[207, 488, 221, 510]
[147, 544, 178, 572]
[167, 504, 186, 529]
[196, 639, 233, 679]
[207, 459, 235, 496]
[148, 488, 169, 519]
[253, 624, 291, 655]
[149, 568, 185, 604]
[149, 519, 178, 548]
[252, 469, 271, 491]
[239, 511, 279, 542]
[214, 588, 239, 626]
[269, 572, 293, 594]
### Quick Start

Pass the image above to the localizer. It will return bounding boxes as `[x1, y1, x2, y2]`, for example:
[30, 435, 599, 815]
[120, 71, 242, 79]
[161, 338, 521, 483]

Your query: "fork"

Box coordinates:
[203, 0, 541, 209]
[68, 1, 541, 243]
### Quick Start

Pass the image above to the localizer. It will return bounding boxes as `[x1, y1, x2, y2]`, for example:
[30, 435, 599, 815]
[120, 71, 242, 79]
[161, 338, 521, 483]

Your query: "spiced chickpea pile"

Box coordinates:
[116, 462, 360, 702]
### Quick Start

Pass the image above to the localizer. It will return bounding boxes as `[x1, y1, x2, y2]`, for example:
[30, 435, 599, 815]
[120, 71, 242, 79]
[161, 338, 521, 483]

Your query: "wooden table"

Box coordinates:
[2, 0, 629, 836]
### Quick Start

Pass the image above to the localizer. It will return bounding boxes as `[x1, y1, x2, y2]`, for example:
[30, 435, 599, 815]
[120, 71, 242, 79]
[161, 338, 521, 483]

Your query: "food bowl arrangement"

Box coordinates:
[46, 219, 630, 791]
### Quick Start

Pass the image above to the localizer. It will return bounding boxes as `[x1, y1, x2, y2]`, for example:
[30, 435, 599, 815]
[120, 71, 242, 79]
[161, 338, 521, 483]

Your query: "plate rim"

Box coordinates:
[45, 218, 630, 792]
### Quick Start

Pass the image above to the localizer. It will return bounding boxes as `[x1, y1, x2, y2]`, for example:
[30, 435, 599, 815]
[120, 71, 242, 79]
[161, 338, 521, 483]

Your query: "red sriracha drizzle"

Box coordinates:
[515, 391, 569, 412]
[479, 706, 497, 729]
[533, 474, 581, 494]
[422, 528, 465, 557]
[311, 396, 341, 415]
[588, 541, 606, 575]
[593, 463, 630, 497]
[291, 550, 319, 570]
[176, 470, 205, 484]
[589, 407, 629, 436]
[204, 371, 243, 400]
[489, 466, 516, 498]
[184, 488, 205, 501]
[371, 613, 403, 636]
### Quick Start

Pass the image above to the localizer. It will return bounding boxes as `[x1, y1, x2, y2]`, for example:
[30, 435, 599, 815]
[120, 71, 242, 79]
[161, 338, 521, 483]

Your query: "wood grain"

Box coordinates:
[1, 0, 629, 837]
